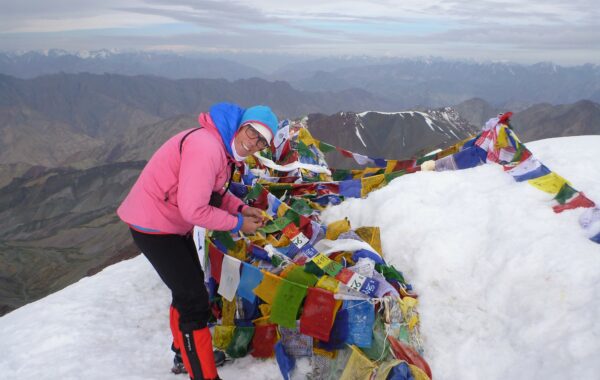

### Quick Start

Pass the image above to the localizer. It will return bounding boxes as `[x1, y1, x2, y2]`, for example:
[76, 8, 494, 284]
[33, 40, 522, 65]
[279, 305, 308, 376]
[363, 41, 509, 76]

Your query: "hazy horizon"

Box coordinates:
[0, 0, 598, 66]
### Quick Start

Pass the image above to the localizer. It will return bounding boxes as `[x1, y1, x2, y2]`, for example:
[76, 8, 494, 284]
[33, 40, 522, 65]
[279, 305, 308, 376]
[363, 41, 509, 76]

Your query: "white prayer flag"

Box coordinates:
[217, 255, 241, 302]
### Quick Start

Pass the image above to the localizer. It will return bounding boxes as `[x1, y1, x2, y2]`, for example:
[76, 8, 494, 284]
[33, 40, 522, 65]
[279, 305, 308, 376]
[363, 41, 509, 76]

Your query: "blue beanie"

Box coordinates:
[239, 105, 279, 140]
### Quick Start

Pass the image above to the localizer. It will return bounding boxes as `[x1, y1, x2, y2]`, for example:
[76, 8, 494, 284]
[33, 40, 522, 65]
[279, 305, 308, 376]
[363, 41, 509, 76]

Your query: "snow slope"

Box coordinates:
[1, 136, 599, 380]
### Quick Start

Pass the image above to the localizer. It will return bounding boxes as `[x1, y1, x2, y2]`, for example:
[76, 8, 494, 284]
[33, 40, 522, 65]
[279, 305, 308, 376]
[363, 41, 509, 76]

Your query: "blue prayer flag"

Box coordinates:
[344, 300, 375, 348]
[352, 249, 385, 265]
[237, 263, 264, 303]
[340, 179, 362, 198]
[512, 164, 551, 182]
[274, 341, 295, 380]
[453, 146, 486, 169]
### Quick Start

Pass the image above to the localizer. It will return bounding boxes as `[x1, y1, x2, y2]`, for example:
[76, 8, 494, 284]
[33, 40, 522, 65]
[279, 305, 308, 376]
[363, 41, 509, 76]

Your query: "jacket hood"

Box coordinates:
[209, 103, 245, 157]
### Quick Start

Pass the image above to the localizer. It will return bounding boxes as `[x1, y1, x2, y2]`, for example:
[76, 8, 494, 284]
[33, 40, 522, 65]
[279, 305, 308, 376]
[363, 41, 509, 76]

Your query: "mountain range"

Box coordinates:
[3, 51, 600, 109]
[1, 68, 600, 316]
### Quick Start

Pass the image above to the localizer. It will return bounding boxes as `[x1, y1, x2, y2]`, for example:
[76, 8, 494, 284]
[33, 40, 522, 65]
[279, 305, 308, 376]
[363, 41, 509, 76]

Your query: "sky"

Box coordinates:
[1, 135, 599, 379]
[0, 0, 599, 65]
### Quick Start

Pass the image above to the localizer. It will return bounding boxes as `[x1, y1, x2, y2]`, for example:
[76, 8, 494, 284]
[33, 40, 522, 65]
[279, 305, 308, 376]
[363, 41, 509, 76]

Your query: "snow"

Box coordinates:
[355, 126, 367, 147]
[1, 136, 600, 380]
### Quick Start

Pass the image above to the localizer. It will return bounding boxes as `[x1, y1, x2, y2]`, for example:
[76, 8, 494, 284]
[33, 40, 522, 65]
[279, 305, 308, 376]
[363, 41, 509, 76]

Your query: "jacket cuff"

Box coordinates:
[230, 213, 244, 234]
[237, 204, 248, 213]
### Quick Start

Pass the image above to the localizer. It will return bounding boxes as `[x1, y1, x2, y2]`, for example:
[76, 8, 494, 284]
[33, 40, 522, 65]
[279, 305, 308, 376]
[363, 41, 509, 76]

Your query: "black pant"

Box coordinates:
[129, 229, 211, 329]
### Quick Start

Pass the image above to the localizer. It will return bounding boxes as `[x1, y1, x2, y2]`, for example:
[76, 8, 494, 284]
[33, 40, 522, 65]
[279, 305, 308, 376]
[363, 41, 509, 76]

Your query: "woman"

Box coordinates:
[117, 102, 279, 380]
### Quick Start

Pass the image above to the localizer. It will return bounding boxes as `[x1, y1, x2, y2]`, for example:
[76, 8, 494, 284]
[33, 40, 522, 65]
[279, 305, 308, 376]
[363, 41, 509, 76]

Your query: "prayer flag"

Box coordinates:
[254, 271, 282, 304]
[217, 255, 241, 302]
[527, 172, 569, 194]
[226, 326, 255, 358]
[208, 244, 224, 283]
[553, 192, 595, 213]
[238, 263, 264, 302]
[299, 287, 337, 341]
[270, 280, 308, 328]
[251, 324, 278, 358]
[344, 300, 375, 348]
[274, 341, 295, 380]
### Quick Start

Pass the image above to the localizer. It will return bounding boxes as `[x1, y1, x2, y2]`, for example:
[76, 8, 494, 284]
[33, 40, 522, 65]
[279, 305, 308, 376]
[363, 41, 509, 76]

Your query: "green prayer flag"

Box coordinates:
[322, 261, 343, 277]
[245, 183, 265, 201]
[270, 280, 308, 328]
[319, 141, 336, 153]
[416, 153, 437, 166]
[376, 264, 406, 284]
[285, 266, 318, 287]
[211, 231, 236, 250]
[333, 169, 352, 181]
[297, 140, 315, 158]
[399, 325, 410, 344]
[554, 183, 578, 204]
[362, 317, 392, 361]
[291, 199, 313, 215]
[271, 254, 285, 268]
[274, 216, 293, 230]
[384, 170, 405, 183]
[225, 326, 255, 358]
[260, 221, 283, 234]
[304, 261, 325, 276]
[283, 208, 301, 226]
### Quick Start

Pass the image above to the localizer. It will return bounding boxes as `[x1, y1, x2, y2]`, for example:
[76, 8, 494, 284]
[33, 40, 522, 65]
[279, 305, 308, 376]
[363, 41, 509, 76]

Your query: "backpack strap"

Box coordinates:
[179, 127, 202, 154]
[179, 126, 237, 201]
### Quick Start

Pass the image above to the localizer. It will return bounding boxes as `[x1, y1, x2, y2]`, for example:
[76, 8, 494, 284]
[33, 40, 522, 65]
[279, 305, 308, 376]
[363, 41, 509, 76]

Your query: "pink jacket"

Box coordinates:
[117, 113, 245, 235]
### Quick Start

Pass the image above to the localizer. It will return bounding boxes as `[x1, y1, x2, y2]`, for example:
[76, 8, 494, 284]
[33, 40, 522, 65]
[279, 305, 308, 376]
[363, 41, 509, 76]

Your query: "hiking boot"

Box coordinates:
[171, 352, 187, 374]
[213, 350, 227, 367]
[171, 350, 227, 374]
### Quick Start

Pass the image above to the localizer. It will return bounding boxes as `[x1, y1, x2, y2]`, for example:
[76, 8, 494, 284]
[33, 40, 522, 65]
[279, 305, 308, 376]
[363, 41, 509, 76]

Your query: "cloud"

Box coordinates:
[0, 0, 598, 64]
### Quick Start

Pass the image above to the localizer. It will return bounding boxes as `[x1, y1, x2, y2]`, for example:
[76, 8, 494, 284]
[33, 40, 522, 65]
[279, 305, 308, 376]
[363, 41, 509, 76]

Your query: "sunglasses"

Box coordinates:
[244, 125, 269, 149]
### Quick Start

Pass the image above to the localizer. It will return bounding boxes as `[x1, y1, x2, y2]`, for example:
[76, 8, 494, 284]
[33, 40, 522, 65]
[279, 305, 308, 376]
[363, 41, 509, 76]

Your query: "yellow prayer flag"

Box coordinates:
[437, 144, 459, 159]
[326, 218, 351, 240]
[221, 299, 236, 326]
[253, 271, 282, 304]
[355, 227, 383, 255]
[400, 296, 418, 316]
[253, 315, 271, 326]
[385, 160, 398, 174]
[339, 345, 377, 380]
[409, 364, 432, 380]
[374, 360, 404, 380]
[332, 252, 354, 266]
[527, 172, 569, 194]
[361, 167, 383, 178]
[313, 346, 337, 359]
[276, 202, 290, 218]
[229, 239, 247, 261]
[299, 128, 318, 147]
[247, 232, 267, 246]
[361, 174, 386, 197]
[213, 325, 235, 350]
[266, 233, 291, 247]
[315, 275, 340, 293]
[408, 314, 419, 331]
[495, 126, 510, 149]
[308, 200, 326, 212]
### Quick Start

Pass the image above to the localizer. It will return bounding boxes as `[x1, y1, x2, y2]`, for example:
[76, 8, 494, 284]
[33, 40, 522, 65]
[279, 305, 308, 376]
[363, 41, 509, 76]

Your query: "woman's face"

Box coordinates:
[233, 124, 270, 157]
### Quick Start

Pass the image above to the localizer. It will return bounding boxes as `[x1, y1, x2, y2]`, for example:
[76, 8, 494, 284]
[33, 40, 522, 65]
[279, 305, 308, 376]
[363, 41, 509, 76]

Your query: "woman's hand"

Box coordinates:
[240, 216, 263, 234]
[241, 206, 264, 219]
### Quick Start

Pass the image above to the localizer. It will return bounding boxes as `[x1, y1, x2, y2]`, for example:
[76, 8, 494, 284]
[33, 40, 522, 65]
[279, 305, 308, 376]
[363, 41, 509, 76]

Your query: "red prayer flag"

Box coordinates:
[299, 288, 336, 342]
[208, 243, 224, 283]
[388, 335, 432, 379]
[251, 324, 278, 358]
[553, 192, 595, 213]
